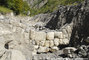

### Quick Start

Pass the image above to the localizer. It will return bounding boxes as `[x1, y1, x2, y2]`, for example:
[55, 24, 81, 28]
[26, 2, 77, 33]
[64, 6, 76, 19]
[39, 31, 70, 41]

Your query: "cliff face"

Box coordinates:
[44, 0, 89, 46]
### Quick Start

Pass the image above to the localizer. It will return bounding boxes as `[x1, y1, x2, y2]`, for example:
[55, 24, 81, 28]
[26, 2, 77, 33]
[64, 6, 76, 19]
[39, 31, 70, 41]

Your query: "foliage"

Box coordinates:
[29, 0, 84, 16]
[0, 0, 84, 16]
[6, 0, 24, 14]
[0, 0, 30, 15]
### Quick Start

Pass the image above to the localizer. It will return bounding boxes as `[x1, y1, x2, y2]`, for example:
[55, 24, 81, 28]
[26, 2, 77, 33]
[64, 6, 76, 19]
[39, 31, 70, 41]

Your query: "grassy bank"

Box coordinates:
[0, 6, 12, 14]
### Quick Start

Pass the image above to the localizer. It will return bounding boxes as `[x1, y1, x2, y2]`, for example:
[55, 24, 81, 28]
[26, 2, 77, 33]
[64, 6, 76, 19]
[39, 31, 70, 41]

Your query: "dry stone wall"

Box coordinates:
[29, 22, 73, 53]
[0, 13, 73, 60]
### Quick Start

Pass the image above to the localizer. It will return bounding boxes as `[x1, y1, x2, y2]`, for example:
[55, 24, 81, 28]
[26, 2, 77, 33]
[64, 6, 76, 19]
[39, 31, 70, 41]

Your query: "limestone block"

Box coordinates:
[37, 46, 49, 53]
[54, 38, 59, 46]
[44, 41, 49, 47]
[62, 39, 70, 45]
[63, 34, 69, 38]
[54, 32, 64, 39]
[62, 29, 67, 34]
[49, 40, 54, 47]
[35, 31, 46, 41]
[59, 39, 63, 45]
[0, 15, 4, 19]
[40, 41, 45, 46]
[47, 32, 54, 40]
[66, 25, 72, 33]
[54, 31, 60, 38]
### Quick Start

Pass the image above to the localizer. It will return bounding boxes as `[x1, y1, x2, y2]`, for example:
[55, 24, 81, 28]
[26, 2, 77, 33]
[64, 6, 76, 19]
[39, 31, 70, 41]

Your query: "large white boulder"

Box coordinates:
[46, 32, 54, 40]
[11, 50, 26, 60]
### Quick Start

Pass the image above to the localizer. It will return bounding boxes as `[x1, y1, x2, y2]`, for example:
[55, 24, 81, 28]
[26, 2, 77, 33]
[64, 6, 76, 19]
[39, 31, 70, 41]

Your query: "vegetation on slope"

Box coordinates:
[0, 0, 84, 16]
[0, 6, 12, 14]
[30, 0, 84, 16]
[0, 0, 29, 15]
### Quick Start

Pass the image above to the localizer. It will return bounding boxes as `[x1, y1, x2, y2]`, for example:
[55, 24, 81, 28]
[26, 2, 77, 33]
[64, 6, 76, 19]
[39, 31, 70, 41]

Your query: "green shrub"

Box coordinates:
[0, 0, 30, 15]
[6, 0, 24, 14]
[22, 1, 30, 15]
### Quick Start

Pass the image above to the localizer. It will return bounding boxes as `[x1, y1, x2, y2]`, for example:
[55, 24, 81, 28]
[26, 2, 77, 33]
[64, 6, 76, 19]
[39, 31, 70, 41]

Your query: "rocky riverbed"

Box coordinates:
[0, 0, 89, 60]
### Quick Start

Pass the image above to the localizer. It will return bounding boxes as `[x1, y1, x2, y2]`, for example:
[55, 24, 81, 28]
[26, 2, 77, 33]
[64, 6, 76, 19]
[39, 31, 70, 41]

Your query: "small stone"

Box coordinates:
[30, 29, 36, 40]
[85, 37, 89, 43]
